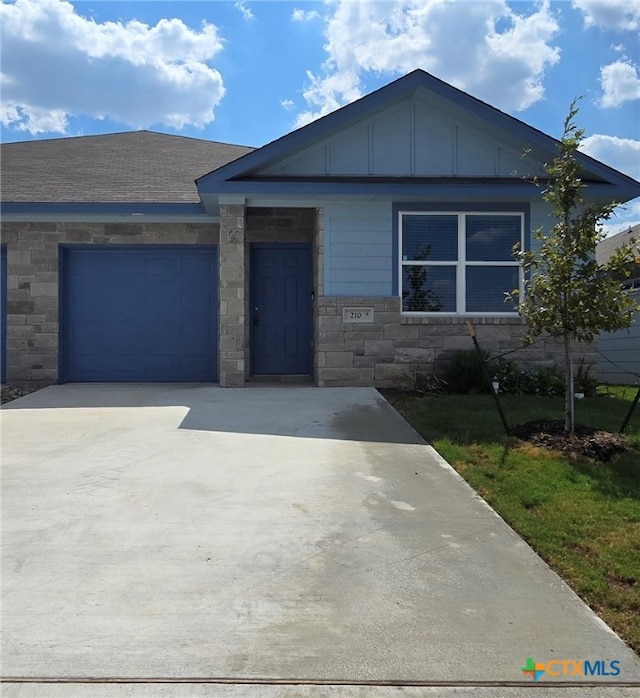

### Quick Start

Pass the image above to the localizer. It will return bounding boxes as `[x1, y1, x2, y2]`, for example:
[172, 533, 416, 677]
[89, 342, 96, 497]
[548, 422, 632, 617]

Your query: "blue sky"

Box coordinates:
[1, 0, 639, 227]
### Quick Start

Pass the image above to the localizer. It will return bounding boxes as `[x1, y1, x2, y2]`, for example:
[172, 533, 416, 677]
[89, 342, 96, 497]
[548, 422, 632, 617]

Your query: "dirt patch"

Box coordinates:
[510, 420, 633, 462]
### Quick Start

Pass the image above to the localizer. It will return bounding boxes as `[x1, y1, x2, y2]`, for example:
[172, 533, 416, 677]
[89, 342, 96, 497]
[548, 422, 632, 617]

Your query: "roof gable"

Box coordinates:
[256, 97, 548, 179]
[197, 70, 640, 203]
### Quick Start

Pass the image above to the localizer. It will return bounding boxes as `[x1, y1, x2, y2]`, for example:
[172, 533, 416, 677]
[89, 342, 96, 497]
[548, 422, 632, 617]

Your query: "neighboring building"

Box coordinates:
[1, 70, 639, 387]
[597, 225, 640, 386]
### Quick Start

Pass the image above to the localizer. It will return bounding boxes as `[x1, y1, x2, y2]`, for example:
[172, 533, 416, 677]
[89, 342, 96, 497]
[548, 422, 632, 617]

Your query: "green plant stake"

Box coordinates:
[619, 386, 640, 434]
[466, 322, 509, 435]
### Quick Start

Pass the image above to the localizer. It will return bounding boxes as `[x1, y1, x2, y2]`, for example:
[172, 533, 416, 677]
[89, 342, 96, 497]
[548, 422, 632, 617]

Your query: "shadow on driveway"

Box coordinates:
[1, 384, 424, 443]
[2, 384, 640, 686]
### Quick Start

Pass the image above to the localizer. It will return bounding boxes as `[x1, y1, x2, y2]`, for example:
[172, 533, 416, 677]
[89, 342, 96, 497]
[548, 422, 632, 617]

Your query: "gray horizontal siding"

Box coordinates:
[330, 256, 390, 270]
[330, 269, 393, 284]
[529, 202, 554, 254]
[324, 202, 393, 297]
[598, 292, 640, 385]
[330, 282, 392, 296]
[329, 243, 390, 258]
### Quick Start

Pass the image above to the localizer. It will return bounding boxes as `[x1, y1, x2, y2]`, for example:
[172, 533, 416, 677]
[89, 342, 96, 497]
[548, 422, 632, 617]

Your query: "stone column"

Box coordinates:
[313, 207, 324, 384]
[218, 204, 246, 387]
[2, 223, 61, 385]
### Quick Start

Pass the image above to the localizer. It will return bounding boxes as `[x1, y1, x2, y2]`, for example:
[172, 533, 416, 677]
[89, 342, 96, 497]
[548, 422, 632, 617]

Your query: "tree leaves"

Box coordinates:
[509, 99, 638, 431]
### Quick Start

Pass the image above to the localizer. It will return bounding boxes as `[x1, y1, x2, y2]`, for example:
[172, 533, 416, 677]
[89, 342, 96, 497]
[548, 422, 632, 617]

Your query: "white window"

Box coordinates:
[399, 211, 523, 315]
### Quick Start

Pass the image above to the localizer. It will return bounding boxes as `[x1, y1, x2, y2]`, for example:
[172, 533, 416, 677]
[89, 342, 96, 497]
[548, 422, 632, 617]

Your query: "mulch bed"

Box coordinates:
[1, 385, 43, 406]
[510, 420, 633, 462]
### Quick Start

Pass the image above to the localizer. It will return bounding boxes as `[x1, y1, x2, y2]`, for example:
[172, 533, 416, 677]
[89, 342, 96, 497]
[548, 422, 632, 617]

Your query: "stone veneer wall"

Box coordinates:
[1, 221, 219, 385]
[2, 217, 597, 389]
[316, 296, 597, 387]
[218, 206, 246, 387]
[218, 205, 317, 385]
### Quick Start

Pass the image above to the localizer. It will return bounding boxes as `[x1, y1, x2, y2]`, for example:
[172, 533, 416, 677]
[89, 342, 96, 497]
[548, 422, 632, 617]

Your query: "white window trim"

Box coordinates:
[398, 210, 524, 316]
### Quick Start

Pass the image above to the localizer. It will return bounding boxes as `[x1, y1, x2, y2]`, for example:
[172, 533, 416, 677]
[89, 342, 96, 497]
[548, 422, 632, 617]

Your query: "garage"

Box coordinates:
[61, 245, 218, 382]
[1, 244, 6, 383]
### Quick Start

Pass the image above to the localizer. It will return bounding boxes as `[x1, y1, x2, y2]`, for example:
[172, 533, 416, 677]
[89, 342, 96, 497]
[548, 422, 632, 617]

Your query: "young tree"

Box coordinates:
[512, 101, 639, 433]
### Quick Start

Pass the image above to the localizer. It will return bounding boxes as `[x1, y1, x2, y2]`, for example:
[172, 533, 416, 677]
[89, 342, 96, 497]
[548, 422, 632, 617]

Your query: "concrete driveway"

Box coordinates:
[1, 384, 639, 696]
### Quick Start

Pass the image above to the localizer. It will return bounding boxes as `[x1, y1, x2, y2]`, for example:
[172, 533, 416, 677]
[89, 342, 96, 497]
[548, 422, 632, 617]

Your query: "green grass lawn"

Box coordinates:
[383, 386, 640, 654]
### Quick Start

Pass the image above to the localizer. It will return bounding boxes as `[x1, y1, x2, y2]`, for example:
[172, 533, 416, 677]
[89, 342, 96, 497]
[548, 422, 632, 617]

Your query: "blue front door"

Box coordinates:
[61, 245, 218, 382]
[251, 244, 313, 375]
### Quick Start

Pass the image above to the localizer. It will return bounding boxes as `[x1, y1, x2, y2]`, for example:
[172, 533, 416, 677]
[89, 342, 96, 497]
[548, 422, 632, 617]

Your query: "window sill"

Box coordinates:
[400, 315, 525, 325]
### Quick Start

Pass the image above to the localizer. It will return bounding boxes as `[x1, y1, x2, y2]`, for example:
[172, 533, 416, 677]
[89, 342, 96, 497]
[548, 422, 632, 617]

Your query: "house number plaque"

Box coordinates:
[342, 307, 374, 323]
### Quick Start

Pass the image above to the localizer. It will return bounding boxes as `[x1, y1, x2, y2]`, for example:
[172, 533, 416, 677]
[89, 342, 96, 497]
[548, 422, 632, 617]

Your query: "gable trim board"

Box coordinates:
[2, 69, 639, 387]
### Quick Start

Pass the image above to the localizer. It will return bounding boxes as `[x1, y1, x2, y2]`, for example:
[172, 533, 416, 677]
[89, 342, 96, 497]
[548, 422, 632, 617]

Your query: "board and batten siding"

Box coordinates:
[324, 202, 393, 296]
[598, 290, 640, 386]
[257, 100, 547, 179]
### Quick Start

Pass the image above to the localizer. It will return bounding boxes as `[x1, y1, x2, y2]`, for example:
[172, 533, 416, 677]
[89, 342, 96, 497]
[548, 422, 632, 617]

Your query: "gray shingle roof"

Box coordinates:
[596, 224, 640, 264]
[0, 130, 254, 204]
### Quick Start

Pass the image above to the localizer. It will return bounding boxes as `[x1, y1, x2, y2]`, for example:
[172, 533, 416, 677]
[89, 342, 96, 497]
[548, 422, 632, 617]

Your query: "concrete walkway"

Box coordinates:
[1, 385, 639, 697]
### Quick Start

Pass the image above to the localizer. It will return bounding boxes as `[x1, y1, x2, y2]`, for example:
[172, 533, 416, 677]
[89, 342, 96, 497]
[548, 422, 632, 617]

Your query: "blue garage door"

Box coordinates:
[62, 246, 218, 382]
[1, 244, 6, 384]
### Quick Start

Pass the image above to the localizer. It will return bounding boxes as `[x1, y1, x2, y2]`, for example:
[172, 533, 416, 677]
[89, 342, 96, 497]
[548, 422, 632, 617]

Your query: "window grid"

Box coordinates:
[399, 211, 523, 315]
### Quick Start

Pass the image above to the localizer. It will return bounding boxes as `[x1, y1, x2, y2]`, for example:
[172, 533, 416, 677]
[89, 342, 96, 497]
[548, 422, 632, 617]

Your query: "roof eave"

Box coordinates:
[198, 177, 639, 203]
[0, 201, 217, 223]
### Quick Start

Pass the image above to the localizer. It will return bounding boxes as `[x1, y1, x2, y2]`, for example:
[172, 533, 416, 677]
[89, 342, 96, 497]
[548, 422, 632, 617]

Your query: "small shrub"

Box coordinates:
[529, 366, 565, 396]
[400, 369, 448, 394]
[491, 358, 523, 393]
[575, 359, 598, 397]
[442, 351, 593, 398]
[444, 349, 490, 394]
[490, 360, 565, 396]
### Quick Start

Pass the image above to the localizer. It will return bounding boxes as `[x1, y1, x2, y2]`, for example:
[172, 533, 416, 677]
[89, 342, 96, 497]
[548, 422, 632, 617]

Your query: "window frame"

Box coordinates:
[397, 209, 525, 316]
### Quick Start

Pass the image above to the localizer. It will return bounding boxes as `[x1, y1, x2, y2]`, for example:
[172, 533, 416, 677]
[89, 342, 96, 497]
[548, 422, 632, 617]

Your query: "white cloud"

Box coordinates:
[581, 133, 640, 233]
[599, 60, 640, 107]
[572, 0, 640, 30]
[581, 134, 640, 181]
[235, 2, 255, 21]
[280, 99, 295, 111]
[0, 0, 226, 135]
[294, 0, 560, 127]
[0, 103, 69, 135]
[292, 8, 320, 22]
[601, 197, 640, 237]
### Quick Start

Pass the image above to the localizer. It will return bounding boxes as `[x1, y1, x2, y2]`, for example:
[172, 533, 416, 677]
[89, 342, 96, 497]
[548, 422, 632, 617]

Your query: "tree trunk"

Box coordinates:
[564, 333, 575, 433]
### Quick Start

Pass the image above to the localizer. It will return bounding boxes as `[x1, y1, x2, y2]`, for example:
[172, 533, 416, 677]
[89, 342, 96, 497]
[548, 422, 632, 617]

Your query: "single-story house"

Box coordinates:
[2, 69, 639, 387]
[596, 225, 640, 386]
